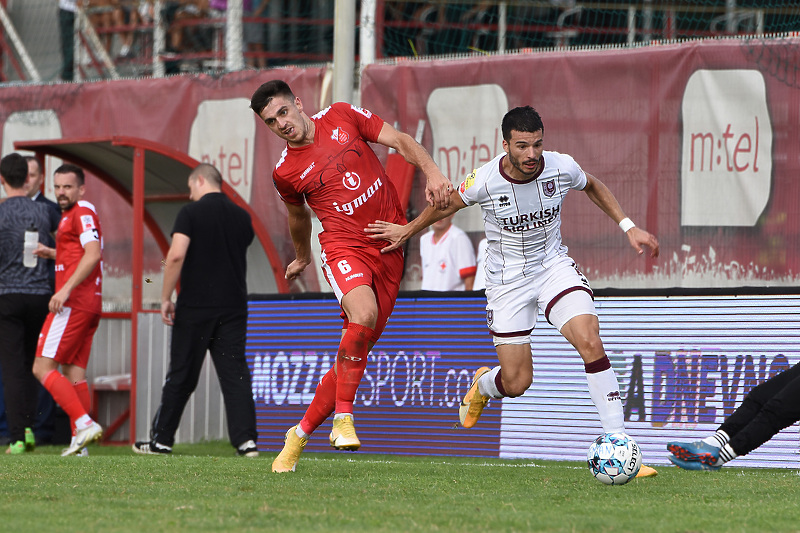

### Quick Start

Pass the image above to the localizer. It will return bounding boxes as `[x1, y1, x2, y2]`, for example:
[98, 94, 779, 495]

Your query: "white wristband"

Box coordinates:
[618, 217, 636, 233]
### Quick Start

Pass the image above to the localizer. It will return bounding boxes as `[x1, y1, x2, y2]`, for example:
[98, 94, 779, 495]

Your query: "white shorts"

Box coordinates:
[485, 256, 596, 341]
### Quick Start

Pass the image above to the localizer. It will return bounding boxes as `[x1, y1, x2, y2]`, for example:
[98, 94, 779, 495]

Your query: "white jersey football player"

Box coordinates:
[367, 106, 660, 475]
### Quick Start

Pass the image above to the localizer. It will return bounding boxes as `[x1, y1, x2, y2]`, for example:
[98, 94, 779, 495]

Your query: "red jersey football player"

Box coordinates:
[32, 164, 104, 456]
[251, 79, 451, 472]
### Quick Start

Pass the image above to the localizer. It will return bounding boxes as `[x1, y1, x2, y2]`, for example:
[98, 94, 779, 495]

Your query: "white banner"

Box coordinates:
[503, 296, 800, 468]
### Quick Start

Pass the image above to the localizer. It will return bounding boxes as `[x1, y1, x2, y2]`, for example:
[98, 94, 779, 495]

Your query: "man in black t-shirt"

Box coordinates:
[133, 163, 258, 457]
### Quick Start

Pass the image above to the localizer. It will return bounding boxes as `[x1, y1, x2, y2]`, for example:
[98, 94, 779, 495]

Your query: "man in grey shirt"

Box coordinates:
[0, 153, 56, 454]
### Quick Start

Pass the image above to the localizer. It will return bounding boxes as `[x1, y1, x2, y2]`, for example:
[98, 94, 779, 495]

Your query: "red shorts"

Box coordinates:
[320, 245, 404, 340]
[36, 307, 101, 369]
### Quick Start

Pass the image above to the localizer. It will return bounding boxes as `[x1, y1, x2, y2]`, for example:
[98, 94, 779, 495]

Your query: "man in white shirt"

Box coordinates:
[368, 106, 660, 476]
[419, 214, 476, 291]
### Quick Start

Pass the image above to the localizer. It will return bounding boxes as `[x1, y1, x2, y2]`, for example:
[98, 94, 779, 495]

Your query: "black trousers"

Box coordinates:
[151, 306, 257, 448]
[721, 361, 800, 456]
[0, 293, 50, 443]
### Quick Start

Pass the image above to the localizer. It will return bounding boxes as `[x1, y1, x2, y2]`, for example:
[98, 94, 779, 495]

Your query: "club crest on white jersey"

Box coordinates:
[542, 179, 556, 197]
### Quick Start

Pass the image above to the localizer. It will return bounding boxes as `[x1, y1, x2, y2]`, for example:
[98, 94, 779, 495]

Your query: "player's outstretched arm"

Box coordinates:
[366, 190, 465, 253]
[284, 201, 313, 280]
[582, 173, 659, 258]
[376, 122, 452, 210]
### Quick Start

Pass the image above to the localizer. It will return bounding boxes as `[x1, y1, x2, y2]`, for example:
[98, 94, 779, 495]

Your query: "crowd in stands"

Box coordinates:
[62, 0, 272, 77]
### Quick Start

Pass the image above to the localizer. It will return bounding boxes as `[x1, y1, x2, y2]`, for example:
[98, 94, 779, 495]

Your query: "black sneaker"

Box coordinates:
[236, 440, 259, 457]
[132, 441, 172, 455]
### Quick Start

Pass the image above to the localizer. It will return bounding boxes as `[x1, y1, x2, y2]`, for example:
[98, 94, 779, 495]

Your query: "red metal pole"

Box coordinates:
[130, 146, 146, 444]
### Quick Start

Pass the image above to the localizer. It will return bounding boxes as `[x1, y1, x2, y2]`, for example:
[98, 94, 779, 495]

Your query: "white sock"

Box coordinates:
[477, 366, 504, 399]
[75, 415, 92, 430]
[702, 429, 730, 448]
[295, 426, 309, 439]
[717, 443, 737, 465]
[585, 368, 625, 433]
[333, 412, 353, 421]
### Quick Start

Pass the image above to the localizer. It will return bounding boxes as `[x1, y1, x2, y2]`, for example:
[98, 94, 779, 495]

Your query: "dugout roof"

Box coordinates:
[14, 136, 287, 296]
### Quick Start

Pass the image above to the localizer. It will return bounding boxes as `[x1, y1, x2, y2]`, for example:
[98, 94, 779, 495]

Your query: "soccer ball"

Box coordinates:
[587, 432, 642, 485]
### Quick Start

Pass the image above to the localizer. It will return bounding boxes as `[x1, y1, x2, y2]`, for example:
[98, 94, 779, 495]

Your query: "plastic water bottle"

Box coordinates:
[23, 224, 38, 268]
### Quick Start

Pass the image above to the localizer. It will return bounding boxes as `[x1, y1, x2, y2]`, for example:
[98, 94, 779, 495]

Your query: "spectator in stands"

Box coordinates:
[248, 0, 271, 68]
[473, 237, 488, 290]
[112, 0, 144, 58]
[87, 0, 118, 54]
[0, 153, 55, 455]
[58, 0, 77, 81]
[164, 0, 210, 57]
[667, 361, 800, 470]
[207, 0, 267, 68]
[419, 214, 476, 291]
[132, 164, 258, 458]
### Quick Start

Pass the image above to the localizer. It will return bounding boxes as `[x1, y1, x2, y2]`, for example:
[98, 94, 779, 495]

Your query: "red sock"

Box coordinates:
[74, 380, 91, 414]
[299, 367, 337, 435]
[42, 370, 88, 428]
[334, 323, 373, 413]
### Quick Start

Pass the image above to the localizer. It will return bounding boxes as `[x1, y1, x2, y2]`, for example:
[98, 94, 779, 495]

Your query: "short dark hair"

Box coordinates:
[502, 106, 544, 142]
[0, 153, 29, 189]
[250, 79, 294, 115]
[54, 163, 85, 185]
[190, 163, 223, 188]
[24, 155, 42, 175]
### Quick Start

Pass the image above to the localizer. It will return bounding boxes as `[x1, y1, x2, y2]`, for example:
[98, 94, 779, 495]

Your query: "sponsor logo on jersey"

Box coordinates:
[498, 195, 510, 207]
[299, 162, 315, 180]
[462, 170, 476, 192]
[332, 176, 384, 216]
[500, 206, 560, 232]
[345, 272, 364, 282]
[80, 215, 95, 231]
[349, 104, 372, 119]
[331, 127, 349, 145]
[542, 179, 556, 197]
[342, 171, 361, 191]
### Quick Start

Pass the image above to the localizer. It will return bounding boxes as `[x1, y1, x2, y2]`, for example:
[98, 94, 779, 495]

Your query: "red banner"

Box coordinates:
[361, 38, 800, 289]
[0, 69, 328, 296]
[1, 39, 798, 293]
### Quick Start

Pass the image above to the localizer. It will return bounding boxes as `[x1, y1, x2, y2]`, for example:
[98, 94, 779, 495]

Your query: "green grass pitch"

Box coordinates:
[2, 441, 799, 532]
